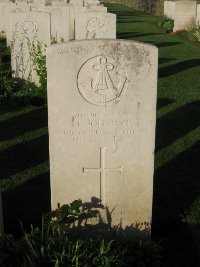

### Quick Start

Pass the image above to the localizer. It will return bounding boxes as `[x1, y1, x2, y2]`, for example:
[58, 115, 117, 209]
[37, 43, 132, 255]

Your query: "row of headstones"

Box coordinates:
[0, 0, 116, 84]
[164, 0, 200, 31]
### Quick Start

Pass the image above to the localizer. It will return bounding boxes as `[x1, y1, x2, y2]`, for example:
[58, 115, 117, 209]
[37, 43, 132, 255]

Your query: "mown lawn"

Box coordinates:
[1, 3, 200, 265]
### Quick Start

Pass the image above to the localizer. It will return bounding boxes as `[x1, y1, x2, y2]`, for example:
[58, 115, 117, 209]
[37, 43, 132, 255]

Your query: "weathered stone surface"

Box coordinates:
[164, 1, 176, 19]
[75, 12, 116, 40]
[0, 2, 9, 35]
[69, 0, 84, 7]
[68, 0, 84, 40]
[15, 0, 28, 4]
[173, 1, 197, 31]
[79, 5, 107, 12]
[9, 11, 50, 83]
[0, 3, 30, 38]
[84, 0, 101, 6]
[39, 6, 70, 42]
[52, 0, 68, 6]
[47, 40, 158, 235]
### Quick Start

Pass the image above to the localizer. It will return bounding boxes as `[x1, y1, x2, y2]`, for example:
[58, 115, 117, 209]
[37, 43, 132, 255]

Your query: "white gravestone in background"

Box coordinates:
[40, 6, 70, 42]
[0, 2, 9, 36]
[47, 40, 158, 235]
[9, 11, 51, 84]
[79, 5, 107, 12]
[164, 1, 176, 19]
[52, 0, 68, 6]
[1, 3, 30, 39]
[75, 12, 116, 40]
[69, 5, 107, 40]
[173, 1, 197, 32]
[84, 0, 101, 6]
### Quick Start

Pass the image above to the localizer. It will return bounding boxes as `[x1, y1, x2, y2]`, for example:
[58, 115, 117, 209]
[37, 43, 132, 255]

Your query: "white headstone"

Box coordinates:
[9, 11, 51, 84]
[30, 0, 46, 10]
[173, 1, 197, 31]
[1, 3, 30, 38]
[69, 5, 107, 40]
[40, 6, 70, 42]
[0, 2, 9, 35]
[0, 191, 3, 236]
[52, 0, 68, 5]
[69, 0, 83, 7]
[164, 1, 176, 19]
[75, 12, 116, 40]
[47, 39, 158, 235]
[83, 0, 101, 7]
[79, 5, 107, 12]
[69, 0, 84, 40]
[15, 0, 28, 4]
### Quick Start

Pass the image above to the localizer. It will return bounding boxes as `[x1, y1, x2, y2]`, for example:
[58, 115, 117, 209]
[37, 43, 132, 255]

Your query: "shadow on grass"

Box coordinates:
[2, 171, 51, 236]
[156, 100, 200, 151]
[0, 134, 49, 179]
[117, 19, 144, 23]
[157, 97, 174, 110]
[117, 32, 162, 39]
[159, 59, 200, 78]
[152, 139, 200, 237]
[155, 42, 184, 48]
[0, 107, 47, 142]
[159, 57, 176, 65]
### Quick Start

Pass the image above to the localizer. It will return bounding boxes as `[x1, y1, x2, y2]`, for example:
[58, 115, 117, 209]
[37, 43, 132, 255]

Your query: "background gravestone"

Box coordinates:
[47, 40, 158, 236]
[75, 12, 116, 40]
[0, 2, 10, 36]
[164, 1, 176, 19]
[9, 11, 51, 84]
[40, 6, 70, 42]
[4, 4, 31, 46]
[1, 3, 30, 40]
[173, 1, 197, 31]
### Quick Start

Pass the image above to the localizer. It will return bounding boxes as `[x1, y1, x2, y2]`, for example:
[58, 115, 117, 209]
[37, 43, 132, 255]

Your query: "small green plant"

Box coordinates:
[0, 199, 162, 266]
[27, 40, 47, 92]
[51, 36, 57, 45]
[158, 16, 174, 32]
[163, 19, 174, 32]
[193, 29, 200, 42]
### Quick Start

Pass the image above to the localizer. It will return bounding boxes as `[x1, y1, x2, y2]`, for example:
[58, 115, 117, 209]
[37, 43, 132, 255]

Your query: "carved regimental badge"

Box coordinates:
[77, 56, 128, 105]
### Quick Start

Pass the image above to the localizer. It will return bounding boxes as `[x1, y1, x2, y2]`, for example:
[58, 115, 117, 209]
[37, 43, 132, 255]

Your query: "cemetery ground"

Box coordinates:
[0, 3, 200, 266]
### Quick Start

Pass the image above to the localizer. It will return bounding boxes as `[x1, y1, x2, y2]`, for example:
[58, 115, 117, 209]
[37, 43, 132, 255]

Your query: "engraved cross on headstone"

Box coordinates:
[83, 147, 123, 203]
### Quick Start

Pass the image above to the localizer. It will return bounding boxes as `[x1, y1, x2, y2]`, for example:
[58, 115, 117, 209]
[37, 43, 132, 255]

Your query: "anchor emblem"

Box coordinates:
[77, 56, 128, 105]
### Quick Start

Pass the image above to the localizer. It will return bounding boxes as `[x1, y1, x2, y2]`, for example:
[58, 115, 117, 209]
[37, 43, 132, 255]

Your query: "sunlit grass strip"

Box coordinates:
[0, 161, 49, 192]
[156, 102, 182, 119]
[0, 127, 48, 151]
[0, 106, 41, 122]
[155, 126, 200, 169]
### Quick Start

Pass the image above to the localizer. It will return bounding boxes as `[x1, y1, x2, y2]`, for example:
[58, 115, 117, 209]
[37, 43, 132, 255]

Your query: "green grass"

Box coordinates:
[0, 4, 200, 263]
